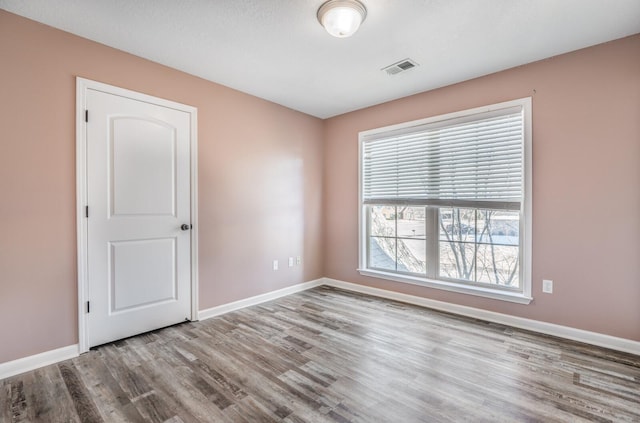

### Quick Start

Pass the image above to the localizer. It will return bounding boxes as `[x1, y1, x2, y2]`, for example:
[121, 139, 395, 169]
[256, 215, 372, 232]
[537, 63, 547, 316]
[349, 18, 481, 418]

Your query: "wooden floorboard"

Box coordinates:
[1, 286, 639, 422]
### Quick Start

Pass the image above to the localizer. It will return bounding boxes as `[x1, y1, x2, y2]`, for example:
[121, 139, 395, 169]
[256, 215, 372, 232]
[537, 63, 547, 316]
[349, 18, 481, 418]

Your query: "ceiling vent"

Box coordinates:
[382, 59, 419, 76]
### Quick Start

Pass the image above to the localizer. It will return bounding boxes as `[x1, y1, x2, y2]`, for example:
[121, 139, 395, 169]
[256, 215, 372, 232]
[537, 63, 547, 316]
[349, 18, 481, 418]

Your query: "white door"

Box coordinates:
[85, 87, 193, 347]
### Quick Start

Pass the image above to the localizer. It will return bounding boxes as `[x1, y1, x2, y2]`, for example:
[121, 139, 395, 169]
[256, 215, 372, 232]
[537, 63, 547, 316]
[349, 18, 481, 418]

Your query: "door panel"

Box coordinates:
[111, 117, 176, 217]
[109, 238, 177, 312]
[87, 88, 191, 347]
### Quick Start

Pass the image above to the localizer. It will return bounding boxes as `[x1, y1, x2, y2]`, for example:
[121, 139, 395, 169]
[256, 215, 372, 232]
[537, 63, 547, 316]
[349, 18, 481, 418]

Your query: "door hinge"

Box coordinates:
[85, 110, 89, 122]
[86, 301, 90, 313]
[85, 206, 89, 218]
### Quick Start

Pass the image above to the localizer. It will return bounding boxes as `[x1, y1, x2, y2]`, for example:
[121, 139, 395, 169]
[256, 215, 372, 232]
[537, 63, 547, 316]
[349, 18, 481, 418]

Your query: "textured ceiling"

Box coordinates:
[2, 0, 640, 118]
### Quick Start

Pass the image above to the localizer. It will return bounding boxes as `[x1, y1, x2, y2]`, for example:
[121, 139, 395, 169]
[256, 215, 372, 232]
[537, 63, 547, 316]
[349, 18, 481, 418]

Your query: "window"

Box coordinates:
[359, 98, 532, 303]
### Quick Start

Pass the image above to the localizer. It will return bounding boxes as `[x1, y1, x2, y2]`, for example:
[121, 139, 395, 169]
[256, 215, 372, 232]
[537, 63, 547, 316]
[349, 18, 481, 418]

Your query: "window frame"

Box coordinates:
[358, 98, 532, 304]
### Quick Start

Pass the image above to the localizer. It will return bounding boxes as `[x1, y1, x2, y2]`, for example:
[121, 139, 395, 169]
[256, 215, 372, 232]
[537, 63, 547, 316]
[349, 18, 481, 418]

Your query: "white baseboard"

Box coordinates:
[0, 344, 79, 380]
[0, 279, 323, 381]
[323, 277, 640, 356]
[3, 276, 637, 381]
[198, 278, 325, 321]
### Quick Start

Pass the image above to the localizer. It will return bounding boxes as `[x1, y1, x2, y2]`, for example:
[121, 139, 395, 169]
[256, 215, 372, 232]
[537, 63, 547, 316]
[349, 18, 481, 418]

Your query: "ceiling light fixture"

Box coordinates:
[317, 0, 367, 38]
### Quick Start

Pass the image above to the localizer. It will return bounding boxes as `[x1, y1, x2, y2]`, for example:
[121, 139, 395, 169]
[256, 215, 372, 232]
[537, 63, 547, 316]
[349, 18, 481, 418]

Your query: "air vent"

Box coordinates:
[382, 59, 419, 76]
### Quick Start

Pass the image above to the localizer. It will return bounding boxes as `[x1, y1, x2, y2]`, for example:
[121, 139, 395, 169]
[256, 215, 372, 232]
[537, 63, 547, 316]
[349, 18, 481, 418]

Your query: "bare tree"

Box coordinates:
[370, 206, 519, 287]
[439, 208, 474, 280]
[440, 208, 519, 286]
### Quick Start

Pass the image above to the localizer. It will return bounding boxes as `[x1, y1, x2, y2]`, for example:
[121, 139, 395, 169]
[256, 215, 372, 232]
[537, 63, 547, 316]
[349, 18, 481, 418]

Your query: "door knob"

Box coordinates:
[181, 224, 191, 231]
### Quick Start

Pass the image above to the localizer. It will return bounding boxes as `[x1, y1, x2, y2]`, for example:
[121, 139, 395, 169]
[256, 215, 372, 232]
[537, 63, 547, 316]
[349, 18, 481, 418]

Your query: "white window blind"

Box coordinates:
[362, 105, 524, 210]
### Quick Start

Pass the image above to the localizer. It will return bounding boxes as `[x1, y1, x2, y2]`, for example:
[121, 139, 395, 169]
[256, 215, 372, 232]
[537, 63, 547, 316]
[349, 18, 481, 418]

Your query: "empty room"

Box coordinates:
[1, 1, 639, 422]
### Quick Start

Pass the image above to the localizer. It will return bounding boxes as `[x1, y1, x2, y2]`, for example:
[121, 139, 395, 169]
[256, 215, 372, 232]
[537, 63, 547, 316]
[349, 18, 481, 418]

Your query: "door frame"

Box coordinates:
[75, 77, 199, 353]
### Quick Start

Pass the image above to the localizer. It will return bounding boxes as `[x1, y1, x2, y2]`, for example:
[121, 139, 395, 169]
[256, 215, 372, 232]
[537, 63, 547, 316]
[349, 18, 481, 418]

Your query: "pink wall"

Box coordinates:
[323, 34, 640, 341]
[1, 10, 639, 366]
[0, 11, 324, 363]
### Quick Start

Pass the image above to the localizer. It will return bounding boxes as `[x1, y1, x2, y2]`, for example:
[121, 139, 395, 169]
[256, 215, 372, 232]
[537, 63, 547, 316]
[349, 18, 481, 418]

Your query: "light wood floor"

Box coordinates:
[2, 286, 639, 422]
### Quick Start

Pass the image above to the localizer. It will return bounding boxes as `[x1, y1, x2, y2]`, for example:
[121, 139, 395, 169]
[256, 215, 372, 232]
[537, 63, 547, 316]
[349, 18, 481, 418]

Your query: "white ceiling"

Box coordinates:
[2, 0, 640, 118]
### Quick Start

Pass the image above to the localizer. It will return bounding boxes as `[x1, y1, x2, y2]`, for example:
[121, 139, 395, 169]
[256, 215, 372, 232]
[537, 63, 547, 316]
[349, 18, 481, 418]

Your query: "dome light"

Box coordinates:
[317, 0, 367, 38]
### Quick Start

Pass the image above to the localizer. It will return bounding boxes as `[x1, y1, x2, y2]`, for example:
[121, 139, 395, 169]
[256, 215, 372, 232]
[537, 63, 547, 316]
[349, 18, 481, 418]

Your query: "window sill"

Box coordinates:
[357, 269, 533, 304]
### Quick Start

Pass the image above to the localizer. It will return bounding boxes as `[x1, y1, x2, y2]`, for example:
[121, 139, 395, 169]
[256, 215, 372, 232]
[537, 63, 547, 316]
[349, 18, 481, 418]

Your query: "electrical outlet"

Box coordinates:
[296, 256, 301, 265]
[288, 257, 294, 267]
[542, 279, 553, 294]
[273, 260, 279, 270]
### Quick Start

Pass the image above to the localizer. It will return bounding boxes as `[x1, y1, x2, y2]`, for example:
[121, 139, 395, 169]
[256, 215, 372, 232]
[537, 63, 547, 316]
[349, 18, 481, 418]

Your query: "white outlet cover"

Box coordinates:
[288, 257, 294, 267]
[542, 279, 553, 293]
[273, 260, 279, 270]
